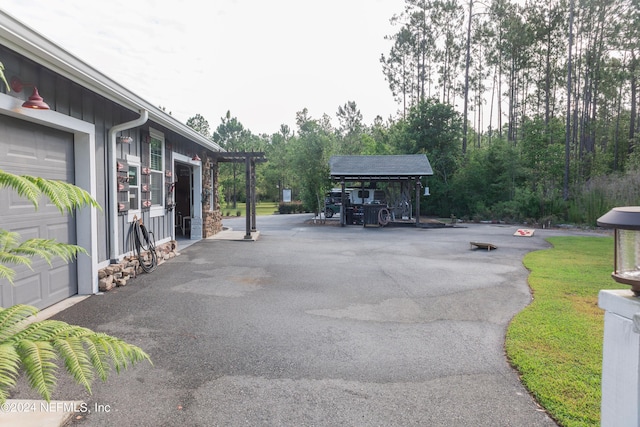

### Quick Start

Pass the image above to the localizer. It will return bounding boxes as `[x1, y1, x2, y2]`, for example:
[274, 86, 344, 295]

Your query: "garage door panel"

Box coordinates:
[6, 190, 35, 210]
[1, 119, 73, 179]
[0, 114, 77, 310]
[8, 197, 35, 211]
[47, 221, 74, 241]
[6, 143, 37, 162]
[10, 258, 68, 279]
[4, 187, 72, 218]
[8, 216, 72, 239]
[42, 200, 74, 216]
[49, 265, 75, 293]
[9, 225, 39, 240]
[5, 198, 74, 224]
[4, 166, 68, 180]
[44, 150, 69, 165]
[13, 274, 43, 307]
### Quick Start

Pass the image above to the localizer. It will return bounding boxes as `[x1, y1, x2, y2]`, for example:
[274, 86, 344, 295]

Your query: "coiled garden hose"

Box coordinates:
[378, 208, 390, 226]
[130, 219, 157, 273]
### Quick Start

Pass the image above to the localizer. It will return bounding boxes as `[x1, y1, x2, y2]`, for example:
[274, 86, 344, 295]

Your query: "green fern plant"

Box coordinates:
[0, 169, 101, 284]
[0, 305, 151, 404]
[0, 169, 151, 404]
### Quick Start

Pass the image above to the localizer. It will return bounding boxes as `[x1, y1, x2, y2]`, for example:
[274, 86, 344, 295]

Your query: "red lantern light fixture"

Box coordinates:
[21, 87, 50, 110]
[10, 77, 50, 110]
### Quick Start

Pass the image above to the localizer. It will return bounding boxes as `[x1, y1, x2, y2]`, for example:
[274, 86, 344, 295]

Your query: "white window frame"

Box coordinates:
[149, 128, 165, 218]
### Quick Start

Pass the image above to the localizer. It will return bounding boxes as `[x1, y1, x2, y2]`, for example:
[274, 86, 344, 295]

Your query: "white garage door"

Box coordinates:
[0, 114, 78, 309]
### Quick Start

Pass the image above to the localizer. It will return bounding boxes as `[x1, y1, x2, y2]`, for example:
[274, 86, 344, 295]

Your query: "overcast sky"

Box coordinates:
[2, 0, 403, 136]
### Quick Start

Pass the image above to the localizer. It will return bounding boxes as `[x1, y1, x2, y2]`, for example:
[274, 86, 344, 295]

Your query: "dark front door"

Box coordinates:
[174, 162, 192, 236]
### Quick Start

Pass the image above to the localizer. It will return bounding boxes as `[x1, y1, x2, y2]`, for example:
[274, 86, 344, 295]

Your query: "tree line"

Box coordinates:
[187, 0, 640, 226]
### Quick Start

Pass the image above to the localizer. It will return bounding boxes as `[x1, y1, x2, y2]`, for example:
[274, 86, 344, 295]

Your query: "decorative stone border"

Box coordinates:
[97, 240, 179, 291]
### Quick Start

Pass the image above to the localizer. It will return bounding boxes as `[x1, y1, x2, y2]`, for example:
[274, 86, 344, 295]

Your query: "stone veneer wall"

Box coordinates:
[98, 240, 178, 291]
[202, 154, 223, 238]
[204, 210, 223, 237]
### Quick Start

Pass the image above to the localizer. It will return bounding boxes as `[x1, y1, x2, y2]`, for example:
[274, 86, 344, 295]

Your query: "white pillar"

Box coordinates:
[598, 289, 640, 427]
[190, 162, 203, 240]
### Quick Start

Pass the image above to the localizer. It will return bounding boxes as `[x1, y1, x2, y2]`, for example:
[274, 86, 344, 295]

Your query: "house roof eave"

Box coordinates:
[0, 10, 223, 153]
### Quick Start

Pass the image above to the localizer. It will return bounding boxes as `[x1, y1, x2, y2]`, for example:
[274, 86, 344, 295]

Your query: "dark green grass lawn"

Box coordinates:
[506, 235, 622, 427]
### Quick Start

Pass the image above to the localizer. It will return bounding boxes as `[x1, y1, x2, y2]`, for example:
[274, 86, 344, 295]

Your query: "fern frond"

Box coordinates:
[82, 337, 110, 382]
[12, 320, 75, 342]
[0, 305, 151, 403]
[0, 305, 38, 342]
[0, 170, 40, 209]
[101, 336, 128, 374]
[0, 232, 87, 285]
[0, 252, 32, 267]
[0, 169, 101, 214]
[91, 334, 152, 374]
[0, 343, 21, 405]
[53, 337, 94, 394]
[0, 230, 20, 253]
[0, 265, 17, 284]
[24, 177, 66, 214]
[9, 239, 88, 266]
[22, 176, 100, 214]
[70, 184, 101, 211]
[0, 231, 33, 281]
[54, 325, 93, 339]
[16, 340, 58, 402]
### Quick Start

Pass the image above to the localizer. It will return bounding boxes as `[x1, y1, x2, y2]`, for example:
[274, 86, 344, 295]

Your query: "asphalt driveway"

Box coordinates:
[12, 214, 594, 426]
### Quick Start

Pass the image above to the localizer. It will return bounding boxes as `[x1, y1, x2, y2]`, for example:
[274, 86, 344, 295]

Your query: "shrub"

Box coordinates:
[278, 201, 304, 214]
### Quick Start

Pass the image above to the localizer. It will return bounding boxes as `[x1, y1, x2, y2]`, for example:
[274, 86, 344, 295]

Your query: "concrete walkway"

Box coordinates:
[8, 215, 602, 426]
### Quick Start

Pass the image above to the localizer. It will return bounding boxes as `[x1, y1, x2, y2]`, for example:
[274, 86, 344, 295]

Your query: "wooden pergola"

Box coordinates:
[329, 154, 434, 227]
[213, 151, 267, 239]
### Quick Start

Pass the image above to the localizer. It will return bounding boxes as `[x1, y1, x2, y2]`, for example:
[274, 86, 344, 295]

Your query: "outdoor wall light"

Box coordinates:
[117, 136, 133, 144]
[11, 77, 50, 110]
[21, 87, 50, 109]
[597, 206, 640, 295]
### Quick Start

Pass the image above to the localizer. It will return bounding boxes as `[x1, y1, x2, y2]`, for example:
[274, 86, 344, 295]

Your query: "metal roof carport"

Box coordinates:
[329, 154, 434, 227]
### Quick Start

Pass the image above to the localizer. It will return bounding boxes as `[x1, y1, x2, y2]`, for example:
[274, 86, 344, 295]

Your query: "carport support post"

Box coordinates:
[415, 177, 421, 226]
[340, 179, 346, 227]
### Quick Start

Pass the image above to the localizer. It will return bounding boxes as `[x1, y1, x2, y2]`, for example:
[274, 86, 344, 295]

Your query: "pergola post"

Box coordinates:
[251, 157, 257, 232]
[212, 151, 266, 240]
[244, 156, 252, 239]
